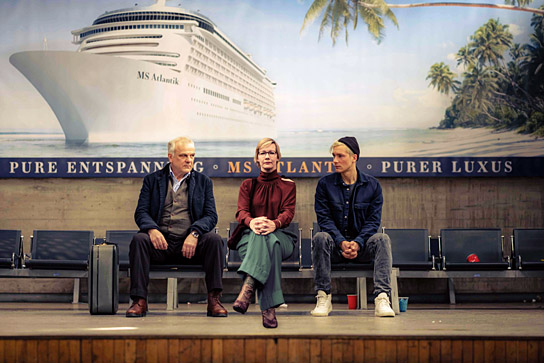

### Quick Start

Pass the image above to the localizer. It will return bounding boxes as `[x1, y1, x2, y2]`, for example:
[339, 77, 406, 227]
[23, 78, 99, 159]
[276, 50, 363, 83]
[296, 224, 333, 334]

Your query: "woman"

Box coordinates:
[228, 138, 296, 328]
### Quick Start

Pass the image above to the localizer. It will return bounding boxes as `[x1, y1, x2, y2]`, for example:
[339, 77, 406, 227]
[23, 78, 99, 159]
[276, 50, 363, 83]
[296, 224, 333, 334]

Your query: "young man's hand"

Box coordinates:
[340, 240, 360, 259]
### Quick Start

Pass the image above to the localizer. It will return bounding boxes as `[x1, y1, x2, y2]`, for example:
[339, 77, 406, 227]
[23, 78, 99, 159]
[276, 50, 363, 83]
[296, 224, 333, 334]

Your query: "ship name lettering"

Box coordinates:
[276, 161, 334, 175]
[227, 161, 252, 174]
[152, 73, 179, 85]
[137, 71, 150, 80]
[9, 161, 58, 174]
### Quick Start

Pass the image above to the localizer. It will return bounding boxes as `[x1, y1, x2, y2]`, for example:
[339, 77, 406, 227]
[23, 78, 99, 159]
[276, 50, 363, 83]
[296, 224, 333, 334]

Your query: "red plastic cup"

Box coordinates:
[467, 253, 480, 262]
[347, 294, 357, 309]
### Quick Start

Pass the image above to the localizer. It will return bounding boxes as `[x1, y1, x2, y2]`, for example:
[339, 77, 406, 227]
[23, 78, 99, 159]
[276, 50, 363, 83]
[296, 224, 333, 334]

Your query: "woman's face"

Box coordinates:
[257, 143, 278, 173]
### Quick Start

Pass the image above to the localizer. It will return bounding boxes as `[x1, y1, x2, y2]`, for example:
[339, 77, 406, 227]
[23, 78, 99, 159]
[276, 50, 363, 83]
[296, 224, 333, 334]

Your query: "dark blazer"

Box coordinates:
[314, 168, 383, 250]
[134, 164, 218, 235]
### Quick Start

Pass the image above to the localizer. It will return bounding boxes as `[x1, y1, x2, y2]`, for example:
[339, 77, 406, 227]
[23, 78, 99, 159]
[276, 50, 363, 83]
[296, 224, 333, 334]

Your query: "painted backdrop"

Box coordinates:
[0, 0, 543, 177]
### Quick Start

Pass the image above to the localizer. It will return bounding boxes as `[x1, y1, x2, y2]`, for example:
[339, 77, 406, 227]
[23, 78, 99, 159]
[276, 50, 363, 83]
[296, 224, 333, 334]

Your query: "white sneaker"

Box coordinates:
[311, 290, 332, 317]
[375, 292, 395, 317]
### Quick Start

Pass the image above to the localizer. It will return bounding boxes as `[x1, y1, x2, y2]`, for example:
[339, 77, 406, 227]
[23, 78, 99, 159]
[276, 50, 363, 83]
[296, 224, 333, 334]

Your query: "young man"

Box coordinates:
[126, 136, 227, 318]
[311, 136, 395, 317]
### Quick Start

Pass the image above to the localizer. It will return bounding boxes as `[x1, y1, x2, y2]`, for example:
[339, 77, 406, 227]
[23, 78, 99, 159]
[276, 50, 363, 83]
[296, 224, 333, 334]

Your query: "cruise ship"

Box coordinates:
[9, 0, 276, 144]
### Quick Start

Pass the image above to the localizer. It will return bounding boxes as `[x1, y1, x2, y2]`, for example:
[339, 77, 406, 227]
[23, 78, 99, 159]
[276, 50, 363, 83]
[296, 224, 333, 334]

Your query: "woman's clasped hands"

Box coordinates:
[249, 216, 277, 236]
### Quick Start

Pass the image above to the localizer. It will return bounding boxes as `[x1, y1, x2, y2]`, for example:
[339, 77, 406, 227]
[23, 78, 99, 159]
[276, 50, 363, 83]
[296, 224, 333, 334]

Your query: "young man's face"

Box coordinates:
[168, 141, 195, 177]
[332, 145, 357, 174]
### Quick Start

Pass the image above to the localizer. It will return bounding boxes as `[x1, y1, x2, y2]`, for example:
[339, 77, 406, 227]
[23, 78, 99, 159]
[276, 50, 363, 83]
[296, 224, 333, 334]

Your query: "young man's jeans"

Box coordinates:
[312, 232, 392, 297]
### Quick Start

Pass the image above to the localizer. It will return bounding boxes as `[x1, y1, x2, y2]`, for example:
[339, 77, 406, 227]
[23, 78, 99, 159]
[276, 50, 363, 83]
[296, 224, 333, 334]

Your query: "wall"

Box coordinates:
[1, 177, 543, 301]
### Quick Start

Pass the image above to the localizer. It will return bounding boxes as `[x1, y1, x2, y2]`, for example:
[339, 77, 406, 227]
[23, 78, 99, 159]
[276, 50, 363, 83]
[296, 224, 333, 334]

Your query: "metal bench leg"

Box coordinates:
[357, 277, 367, 310]
[390, 268, 400, 314]
[72, 278, 80, 304]
[167, 278, 178, 310]
[448, 277, 456, 305]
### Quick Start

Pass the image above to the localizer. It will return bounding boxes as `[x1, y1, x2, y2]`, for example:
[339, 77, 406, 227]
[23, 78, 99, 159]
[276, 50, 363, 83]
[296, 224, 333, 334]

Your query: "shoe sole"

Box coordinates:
[310, 310, 332, 317]
[207, 311, 228, 317]
[126, 312, 146, 318]
[233, 305, 248, 314]
[375, 312, 395, 317]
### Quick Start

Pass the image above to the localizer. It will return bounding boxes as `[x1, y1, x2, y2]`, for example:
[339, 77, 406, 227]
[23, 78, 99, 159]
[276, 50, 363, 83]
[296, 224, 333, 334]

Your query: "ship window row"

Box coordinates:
[93, 11, 214, 34]
[200, 37, 267, 87]
[194, 39, 258, 92]
[191, 98, 208, 105]
[190, 48, 273, 104]
[153, 61, 177, 67]
[196, 112, 252, 124]
[86, 35, 162, 44]
[79, 24, 183, 40]
[187, 64, 273, 109]
[189, 58, 257, 103]
[232, 99, 241, 105]
[203, 88, 229, 102]
[98, 51, 180, 58]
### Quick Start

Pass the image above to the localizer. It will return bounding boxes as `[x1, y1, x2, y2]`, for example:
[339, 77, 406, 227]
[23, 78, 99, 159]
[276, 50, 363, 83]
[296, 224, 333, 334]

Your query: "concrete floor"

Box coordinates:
[1, 302, 543, 338]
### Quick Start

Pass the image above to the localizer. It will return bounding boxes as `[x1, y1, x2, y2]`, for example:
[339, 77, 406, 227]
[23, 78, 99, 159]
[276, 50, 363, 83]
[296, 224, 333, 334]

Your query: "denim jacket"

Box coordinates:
[314, 168, 383, 250]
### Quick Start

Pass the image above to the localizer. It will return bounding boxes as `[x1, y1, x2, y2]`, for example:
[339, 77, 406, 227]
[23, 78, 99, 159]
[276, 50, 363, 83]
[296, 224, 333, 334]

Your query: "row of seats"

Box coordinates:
[1, 227, 542, 272]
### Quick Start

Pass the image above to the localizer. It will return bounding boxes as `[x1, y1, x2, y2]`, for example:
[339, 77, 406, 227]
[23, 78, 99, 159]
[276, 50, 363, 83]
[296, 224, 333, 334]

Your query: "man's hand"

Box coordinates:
[340, 241, 360, 259]
[182, 233, 198, 259]
[148, 229, 168, 250]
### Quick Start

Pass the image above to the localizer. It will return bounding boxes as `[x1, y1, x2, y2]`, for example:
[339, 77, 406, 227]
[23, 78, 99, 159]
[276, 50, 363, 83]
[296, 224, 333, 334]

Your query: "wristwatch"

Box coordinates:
[191, 230, 200, 239]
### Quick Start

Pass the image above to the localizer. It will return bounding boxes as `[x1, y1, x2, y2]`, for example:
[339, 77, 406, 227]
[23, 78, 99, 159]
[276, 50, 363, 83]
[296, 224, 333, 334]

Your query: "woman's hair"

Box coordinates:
[254, 137, 281, 166]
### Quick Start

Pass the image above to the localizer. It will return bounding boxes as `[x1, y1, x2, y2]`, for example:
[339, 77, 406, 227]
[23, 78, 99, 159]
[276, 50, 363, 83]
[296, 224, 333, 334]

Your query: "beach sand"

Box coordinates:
[377, 128, 544, 157]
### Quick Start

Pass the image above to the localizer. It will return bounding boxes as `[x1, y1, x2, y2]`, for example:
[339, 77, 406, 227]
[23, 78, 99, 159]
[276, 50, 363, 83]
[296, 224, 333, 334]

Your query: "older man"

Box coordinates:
[126, 136, 227, 318]
[311, 136, 395, 318]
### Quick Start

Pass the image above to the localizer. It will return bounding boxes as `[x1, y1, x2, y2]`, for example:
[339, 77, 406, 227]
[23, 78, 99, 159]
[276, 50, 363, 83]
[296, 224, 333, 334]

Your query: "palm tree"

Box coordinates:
[456, 45, 476, 69]
[426, 62, 459, 95]
[301, 0, 544, 44]
[470, 19, 513, 67]
[525, 11, 544, 96]
[456, 66, 502, 125]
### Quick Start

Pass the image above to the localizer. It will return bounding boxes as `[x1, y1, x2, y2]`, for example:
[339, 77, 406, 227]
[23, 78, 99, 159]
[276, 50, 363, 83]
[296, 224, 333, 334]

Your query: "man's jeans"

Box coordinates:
[312, 232, 392, 297]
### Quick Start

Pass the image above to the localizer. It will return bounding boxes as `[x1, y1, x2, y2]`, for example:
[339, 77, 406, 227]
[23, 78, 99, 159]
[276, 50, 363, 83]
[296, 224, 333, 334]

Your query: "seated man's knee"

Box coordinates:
[312, 232, 331, 250]
[370, 233, 391, 247]
[202, 232, 223, 247]
[131, 232, 149, 248]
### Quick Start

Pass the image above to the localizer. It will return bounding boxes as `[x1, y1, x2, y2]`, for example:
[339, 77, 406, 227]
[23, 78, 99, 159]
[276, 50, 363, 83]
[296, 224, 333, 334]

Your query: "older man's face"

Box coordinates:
[168, 141, 195, 178]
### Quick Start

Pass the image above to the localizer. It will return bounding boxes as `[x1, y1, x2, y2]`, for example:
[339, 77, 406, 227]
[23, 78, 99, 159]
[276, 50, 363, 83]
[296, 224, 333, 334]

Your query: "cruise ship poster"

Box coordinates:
[1, 0, 544, 177]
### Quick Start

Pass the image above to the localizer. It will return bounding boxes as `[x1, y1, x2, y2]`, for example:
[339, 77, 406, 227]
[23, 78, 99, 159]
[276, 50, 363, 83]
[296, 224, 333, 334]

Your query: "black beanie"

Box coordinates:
[338, 136, 360, 160]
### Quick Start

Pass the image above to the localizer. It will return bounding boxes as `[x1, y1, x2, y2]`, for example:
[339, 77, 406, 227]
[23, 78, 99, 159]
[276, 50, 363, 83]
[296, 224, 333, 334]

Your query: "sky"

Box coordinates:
[0, 0, 540, 133]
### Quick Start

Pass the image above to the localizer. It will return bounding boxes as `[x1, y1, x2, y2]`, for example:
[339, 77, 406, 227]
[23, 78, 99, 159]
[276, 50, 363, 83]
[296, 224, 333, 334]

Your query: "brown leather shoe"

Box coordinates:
[262, 308, 277, 328]
[233, 283, 255, 314]
[126, 298, 147, 318]
[207, 290, 228, 317]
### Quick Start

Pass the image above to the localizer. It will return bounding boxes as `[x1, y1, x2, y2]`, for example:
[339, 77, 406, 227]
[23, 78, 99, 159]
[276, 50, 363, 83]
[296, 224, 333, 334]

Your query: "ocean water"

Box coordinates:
[0, 129, 445, 157]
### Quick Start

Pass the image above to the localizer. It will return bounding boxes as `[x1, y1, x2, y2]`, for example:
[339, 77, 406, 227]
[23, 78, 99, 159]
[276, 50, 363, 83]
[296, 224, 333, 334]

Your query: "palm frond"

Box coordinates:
[301, 0, 332, 32]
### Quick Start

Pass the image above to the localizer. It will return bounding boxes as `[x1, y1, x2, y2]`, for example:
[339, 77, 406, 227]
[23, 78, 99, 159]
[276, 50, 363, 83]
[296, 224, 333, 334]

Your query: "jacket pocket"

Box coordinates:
[353, 202, 369, 221]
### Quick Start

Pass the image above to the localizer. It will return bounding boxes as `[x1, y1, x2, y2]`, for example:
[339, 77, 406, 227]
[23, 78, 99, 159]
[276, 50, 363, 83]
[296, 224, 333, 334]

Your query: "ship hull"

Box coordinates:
[10, 51, 276, 144]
